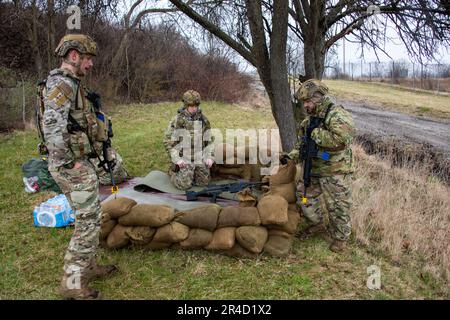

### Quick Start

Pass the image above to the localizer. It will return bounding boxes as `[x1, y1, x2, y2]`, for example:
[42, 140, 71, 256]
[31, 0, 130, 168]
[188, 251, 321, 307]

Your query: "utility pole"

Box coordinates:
[343, 37, 346, 77]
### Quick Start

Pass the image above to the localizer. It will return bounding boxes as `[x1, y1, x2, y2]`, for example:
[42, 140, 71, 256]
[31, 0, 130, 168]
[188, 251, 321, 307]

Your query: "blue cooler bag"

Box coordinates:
[33, 194, 75, 227]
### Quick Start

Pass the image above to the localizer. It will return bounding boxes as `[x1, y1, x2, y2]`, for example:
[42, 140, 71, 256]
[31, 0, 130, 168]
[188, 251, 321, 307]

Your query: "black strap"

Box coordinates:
[67, 114, 84, 133]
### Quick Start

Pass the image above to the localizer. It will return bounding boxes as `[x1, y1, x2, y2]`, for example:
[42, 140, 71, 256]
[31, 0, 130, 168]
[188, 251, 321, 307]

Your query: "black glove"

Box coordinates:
[279, 154, 291, 165]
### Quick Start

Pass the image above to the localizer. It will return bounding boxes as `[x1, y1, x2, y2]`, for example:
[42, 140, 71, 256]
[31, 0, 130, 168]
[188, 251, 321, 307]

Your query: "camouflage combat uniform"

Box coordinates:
[163, 105, 214, 190]
[288, 96, 355, 242]
[293, 100, 308, 137]
[42, 67, 102, 279]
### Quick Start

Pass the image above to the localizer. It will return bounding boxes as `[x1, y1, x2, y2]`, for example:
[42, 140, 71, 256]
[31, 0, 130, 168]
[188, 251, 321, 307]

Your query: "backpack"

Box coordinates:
[22, 158, 61, 193]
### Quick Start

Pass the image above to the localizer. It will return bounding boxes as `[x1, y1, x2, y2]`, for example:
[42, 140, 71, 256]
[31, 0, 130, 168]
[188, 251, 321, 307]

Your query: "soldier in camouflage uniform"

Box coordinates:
[284, 79, 355, 253]
[164, 90, 215, 190]
[42, 34, 117, 299]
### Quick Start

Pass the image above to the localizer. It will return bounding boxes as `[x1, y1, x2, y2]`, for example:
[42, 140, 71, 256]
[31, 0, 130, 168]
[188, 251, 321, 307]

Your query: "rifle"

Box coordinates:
[85, 91, 118, 197]
[186, 181, 268, 203]
[300, 116, 330, 204]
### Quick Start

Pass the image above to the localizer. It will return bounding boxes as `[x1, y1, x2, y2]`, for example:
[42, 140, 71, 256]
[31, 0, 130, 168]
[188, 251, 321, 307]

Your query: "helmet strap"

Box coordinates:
[311, 93, 324, 104]
[63, 56, 81, 69]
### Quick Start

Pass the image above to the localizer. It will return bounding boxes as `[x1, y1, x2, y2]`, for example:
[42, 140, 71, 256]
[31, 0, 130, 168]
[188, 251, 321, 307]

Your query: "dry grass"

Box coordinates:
[352, 143, 450, 282]
[1, 101, 449, 298]
[324, 79, 450, 119]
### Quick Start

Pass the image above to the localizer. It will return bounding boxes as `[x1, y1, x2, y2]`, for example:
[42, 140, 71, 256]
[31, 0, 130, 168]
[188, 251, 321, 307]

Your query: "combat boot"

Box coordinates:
[297, 224, 326, 240]
[329, 240, 347, 253]
[86, 260, 118, 280]
[59, 272, 100, 300]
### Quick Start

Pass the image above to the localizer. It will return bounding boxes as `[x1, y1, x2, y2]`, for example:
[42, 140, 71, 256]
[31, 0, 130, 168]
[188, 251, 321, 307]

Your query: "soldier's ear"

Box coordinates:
[67, 49, 79, 61]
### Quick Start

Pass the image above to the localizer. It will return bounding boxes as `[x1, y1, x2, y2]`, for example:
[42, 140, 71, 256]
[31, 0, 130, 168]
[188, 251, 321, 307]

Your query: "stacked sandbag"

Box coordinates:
[211, 143, 271, 181]
[99, 185, 298, 257]
[217, 206, 260, 227]
[174, 204, 220, 231]
[100, 197, 137, 247]
[259, 160, 301, 256]
[180, 229, 213, 249]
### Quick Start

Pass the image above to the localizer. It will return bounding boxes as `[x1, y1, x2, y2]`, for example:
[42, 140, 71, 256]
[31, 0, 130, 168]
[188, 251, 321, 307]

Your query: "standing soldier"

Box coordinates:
[283, 79, 355, 253]
[164, 90, 215, 190]
[42, 34, 117, 299]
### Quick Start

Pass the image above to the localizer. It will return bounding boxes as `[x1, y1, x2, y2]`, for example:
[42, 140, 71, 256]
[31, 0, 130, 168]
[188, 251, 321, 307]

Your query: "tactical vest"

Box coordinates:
[171, 108, 211, 161]
[301, 102, 354, 176]
[36, 69, 107, 159]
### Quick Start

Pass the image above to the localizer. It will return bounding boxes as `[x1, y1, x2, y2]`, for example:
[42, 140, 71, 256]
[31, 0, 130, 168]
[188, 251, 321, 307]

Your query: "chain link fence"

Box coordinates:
[324, 61, 450, 92]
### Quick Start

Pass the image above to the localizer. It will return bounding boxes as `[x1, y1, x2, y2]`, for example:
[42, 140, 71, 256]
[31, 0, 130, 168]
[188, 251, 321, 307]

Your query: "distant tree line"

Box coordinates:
[0, 0, 252, 129]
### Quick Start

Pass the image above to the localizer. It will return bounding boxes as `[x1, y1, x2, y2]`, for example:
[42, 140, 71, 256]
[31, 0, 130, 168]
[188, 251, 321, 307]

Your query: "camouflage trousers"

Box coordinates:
[50, 159, 101, 277]
[89, 148, 130, 185]
[296, 174, 352, 241]
[170, 163, 210, 190]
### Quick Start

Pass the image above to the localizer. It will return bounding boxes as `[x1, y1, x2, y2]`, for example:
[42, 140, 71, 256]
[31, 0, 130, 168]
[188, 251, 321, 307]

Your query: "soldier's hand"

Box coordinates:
[176, 159, 188, 169]
[74, 162, 82, 170]
[205, 158, 214, 168]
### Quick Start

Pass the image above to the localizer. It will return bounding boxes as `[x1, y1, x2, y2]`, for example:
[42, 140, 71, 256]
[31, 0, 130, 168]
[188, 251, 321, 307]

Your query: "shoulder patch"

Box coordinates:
[46, 81, 74, 109]
[57, 81, 73, 97]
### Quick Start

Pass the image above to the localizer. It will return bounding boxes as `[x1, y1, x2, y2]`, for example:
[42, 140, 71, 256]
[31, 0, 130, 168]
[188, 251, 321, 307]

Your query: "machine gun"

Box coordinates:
[186, 181, 268, 203]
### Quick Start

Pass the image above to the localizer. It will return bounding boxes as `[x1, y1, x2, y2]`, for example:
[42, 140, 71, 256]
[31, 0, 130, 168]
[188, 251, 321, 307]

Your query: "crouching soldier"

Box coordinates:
[41, 34, 118, 299]
[283, 79, 355, 253]
[164, 90, 215, 190]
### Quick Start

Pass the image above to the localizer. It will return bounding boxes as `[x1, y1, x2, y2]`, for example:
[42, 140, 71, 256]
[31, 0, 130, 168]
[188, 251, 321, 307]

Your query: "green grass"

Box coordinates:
[0, 102, 447, 299]
[324, 80, 450, 119]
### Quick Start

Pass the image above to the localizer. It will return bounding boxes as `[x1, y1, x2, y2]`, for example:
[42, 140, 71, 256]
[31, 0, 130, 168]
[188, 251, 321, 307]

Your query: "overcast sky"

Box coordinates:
[336, 28, 450, 65]
[116, 0, 449, 69]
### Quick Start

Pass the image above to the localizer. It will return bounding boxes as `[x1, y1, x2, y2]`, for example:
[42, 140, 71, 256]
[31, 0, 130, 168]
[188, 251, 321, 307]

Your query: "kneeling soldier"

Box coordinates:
[164, 90, 215, 190]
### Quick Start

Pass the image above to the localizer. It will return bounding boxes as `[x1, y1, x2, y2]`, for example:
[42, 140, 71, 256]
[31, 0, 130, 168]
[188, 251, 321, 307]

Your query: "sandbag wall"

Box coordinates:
[210, 143, 274, 181]
[100, 160, 300, 258]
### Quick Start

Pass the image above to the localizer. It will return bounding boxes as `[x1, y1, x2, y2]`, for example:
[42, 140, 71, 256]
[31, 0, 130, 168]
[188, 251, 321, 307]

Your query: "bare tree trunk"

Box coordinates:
[126, 45, 131, 102]
[108, 31, 129, 96]
[30, 0, 43, 78]
[269, 0, 297, 151]
[21, 75, 26, 128]
[170, 0, 297, 151]
[108, 0, 179, 98]
[47, 0, 56, 71]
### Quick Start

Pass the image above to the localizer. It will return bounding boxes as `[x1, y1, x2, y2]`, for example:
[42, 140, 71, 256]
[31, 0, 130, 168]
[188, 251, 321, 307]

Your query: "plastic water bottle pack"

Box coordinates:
[33, 194, 75, 228]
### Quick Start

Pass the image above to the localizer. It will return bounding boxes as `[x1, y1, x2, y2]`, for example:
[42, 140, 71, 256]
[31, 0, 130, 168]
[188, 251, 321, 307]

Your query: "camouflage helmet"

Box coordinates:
[54, 34, 98, 57]
[296, 79, 329, 101]
[182, 90, 201, 106]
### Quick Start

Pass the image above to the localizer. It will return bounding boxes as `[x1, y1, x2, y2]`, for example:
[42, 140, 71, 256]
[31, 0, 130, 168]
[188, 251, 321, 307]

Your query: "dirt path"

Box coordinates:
[335, 98, 450, 159]
[249, 78, 450, 165]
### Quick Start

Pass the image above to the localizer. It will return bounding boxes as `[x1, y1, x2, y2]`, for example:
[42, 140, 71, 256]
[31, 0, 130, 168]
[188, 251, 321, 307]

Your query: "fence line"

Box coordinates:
[323, 61, 450, 92]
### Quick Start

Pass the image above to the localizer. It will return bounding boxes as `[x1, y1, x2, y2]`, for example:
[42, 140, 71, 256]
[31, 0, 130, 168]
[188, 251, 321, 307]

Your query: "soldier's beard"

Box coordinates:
[305, 105, 316, 114]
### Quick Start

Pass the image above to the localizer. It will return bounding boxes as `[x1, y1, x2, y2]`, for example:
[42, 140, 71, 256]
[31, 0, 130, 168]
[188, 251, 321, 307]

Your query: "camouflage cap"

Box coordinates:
[296, 79, 329, 101]
[54, 34, 98, 57]
[182, 90, 201, 106]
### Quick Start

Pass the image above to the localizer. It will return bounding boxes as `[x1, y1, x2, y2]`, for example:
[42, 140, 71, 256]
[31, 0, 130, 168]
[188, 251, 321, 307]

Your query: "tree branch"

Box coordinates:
[169, 0, 256, 65]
